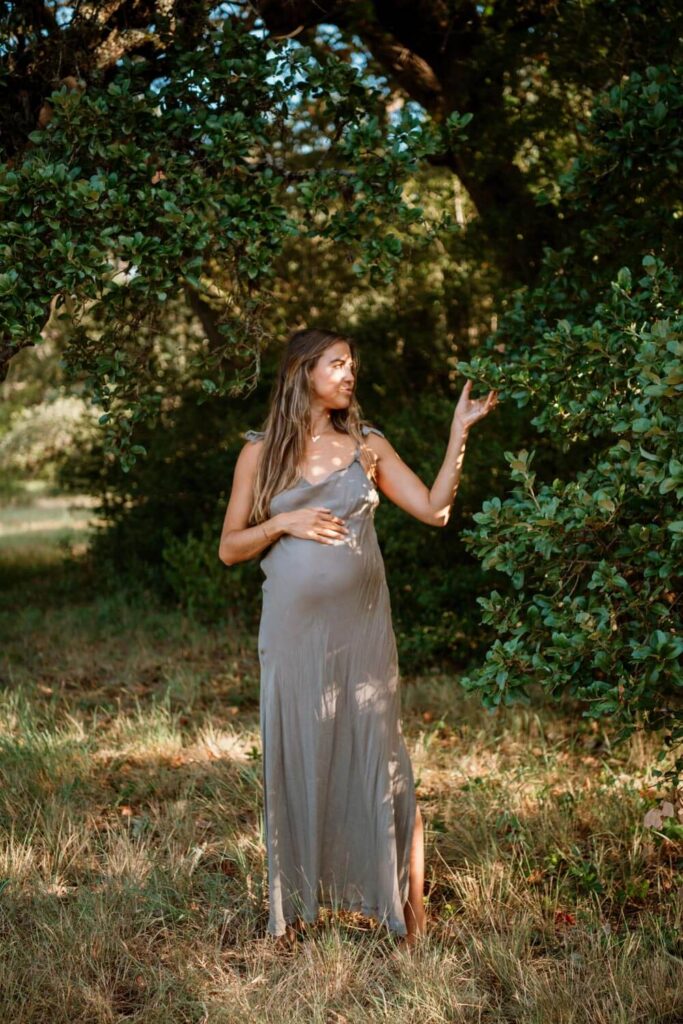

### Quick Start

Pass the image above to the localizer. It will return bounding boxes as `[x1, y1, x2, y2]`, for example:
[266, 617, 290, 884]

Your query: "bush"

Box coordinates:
[0, 396, 98, 476]
[455, 63, 683, 775]
[161, 521, 259, 629]
[459, 259, 682, 774]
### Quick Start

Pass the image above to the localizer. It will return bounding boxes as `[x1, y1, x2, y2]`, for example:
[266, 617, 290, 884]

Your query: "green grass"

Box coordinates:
[0, 497, 681, 1023]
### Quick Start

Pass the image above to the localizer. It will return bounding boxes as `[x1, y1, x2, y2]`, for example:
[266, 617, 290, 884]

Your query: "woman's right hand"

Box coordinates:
[278, 507, 349, 544]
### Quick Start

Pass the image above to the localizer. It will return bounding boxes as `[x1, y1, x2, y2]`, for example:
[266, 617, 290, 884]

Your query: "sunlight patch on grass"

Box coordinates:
[1, 546, 681, 1022]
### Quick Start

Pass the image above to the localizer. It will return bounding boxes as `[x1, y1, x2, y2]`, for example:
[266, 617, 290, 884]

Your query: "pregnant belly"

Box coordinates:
[261, 534, 379, 610]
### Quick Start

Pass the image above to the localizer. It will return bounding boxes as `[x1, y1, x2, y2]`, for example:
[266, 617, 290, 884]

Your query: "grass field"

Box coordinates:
[1, 488, 681, 1023]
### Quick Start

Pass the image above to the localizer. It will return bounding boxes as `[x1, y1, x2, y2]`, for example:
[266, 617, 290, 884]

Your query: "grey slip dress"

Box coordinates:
[242, 423, 416, 937]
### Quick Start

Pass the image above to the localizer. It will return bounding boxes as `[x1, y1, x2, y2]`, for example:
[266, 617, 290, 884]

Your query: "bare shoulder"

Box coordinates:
[360, 424, 394, 456]
[234, 430, 266, 478]
[240, 429, 266, 454]
[360, 424, 386, 442]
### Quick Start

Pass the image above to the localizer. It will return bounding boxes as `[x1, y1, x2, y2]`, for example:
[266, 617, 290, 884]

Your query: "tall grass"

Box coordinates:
[1, 535, 681, 1023]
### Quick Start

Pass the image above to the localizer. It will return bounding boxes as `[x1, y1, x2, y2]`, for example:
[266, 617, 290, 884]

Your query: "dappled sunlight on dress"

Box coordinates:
[242, 424, 416, 937]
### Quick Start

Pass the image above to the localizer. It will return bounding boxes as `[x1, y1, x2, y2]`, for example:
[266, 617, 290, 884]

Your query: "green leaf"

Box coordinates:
[616, 267, 631, 290]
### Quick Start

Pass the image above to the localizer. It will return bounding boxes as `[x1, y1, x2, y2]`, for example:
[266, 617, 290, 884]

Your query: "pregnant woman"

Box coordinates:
[219, 328, 497, 950]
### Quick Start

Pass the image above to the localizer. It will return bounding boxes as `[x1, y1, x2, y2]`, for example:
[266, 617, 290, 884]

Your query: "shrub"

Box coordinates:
[458, 258, 682, 776]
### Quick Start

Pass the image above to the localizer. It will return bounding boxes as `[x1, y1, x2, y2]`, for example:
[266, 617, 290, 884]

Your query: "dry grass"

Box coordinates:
[0, 535, 681, 1024]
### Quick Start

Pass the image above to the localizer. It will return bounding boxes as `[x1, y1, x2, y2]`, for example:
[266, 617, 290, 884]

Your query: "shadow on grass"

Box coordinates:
[2, 535, 683, 1022]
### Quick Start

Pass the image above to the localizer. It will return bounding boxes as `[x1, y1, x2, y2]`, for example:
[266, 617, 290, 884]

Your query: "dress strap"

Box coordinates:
[353, 426, 380, 460]
[243, 429, 266, 442]
[356, 425, 384, 477]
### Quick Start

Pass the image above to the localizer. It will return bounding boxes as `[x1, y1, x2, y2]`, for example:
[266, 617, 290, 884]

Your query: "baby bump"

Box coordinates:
[261, 533, 380, 611]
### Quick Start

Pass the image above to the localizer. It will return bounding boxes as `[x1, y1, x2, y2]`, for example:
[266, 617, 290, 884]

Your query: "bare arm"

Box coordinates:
[218, 440, 285, 565]
[371, 380, 498, 528]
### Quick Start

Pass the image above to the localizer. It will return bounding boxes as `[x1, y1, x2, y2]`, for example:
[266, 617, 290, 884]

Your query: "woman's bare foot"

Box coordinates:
[390, 929, 426, 960]
[270, 922, 298, 951]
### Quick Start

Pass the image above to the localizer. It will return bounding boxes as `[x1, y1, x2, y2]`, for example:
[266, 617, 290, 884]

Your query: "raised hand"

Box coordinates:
[452, 379, 499, 434]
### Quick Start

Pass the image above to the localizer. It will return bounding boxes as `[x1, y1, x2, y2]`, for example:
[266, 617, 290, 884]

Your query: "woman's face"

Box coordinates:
[308, 340, 356, 409]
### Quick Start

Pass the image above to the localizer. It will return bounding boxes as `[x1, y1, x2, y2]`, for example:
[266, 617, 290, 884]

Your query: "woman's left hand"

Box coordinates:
[452, 379, 499, 434]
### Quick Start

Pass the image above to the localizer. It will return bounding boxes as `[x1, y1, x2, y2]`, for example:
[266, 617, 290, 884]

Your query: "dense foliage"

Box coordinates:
[457, 66, 682, 774]
[1, 13, 457, 468]
[460, 262, 682, 761]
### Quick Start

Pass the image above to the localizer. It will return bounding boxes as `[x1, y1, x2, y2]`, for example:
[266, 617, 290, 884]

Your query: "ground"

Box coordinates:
[0, 483, 681, 1023]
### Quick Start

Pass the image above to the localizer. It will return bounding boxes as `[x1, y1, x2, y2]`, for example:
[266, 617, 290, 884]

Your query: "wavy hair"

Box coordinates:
[245, 328, 374, 526]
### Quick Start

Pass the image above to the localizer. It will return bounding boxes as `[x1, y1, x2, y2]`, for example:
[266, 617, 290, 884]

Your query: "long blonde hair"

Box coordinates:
[245, 328, 374, 525]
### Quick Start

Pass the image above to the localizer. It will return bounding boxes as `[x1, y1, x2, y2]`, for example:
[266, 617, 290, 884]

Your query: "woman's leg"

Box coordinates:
[402, 802, 426, 942]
